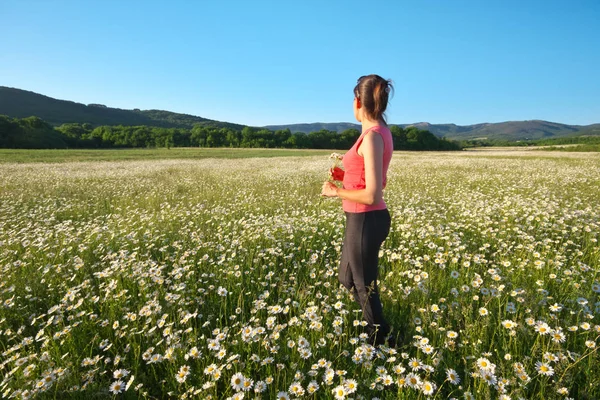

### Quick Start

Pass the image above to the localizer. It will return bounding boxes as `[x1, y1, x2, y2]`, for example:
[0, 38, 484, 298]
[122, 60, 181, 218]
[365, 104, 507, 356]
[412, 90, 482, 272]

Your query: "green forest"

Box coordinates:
[0, 115, 462, 151]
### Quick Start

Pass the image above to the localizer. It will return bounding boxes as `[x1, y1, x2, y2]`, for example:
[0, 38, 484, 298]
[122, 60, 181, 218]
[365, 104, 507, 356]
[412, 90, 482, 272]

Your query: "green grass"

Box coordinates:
[0, 152, 599, 399]
[0, 147, 332, 163]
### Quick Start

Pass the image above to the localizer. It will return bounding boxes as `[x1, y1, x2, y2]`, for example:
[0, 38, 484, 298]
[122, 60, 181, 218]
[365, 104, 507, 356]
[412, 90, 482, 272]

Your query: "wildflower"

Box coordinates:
[447, 331, 458, 339]
[422, 344, 435, 354]
[307, 380, 320, 394]
[535, 362, 554, 376]
[188, 346, 201, 359]
[109, 380, 125, 394]
[421, 380, 436, 395]
[502, 320, 517, 329]
[409, 357, 421, 371]
[534, 322, 552, 335]
[381, 374, 394, 385]
[176, 365, 190, 383]
[476, 357, 494, 373]
[231, 372, 245, 391]
[557, 387, 569, 395]
[254, 381, 267, 393]
[481, 371, 497, 386]
[549, 303, 563, 312]
[125, 375, 135, 391]
[581, 322, 591, 330]
[204, 364, 217, 375]
[552, 330, 566, 343]
[446, 369, 460, 385]
[344, 379, 357, 394]
[393, 364, 406, 374]
[332, 385, 346, 399]
[406, 373, 421, 388]
[289, 382, 304, 396]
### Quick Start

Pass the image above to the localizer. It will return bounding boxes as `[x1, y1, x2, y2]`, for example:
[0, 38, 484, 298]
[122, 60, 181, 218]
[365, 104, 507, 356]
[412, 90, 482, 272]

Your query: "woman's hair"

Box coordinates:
[353, 75, 394, 123]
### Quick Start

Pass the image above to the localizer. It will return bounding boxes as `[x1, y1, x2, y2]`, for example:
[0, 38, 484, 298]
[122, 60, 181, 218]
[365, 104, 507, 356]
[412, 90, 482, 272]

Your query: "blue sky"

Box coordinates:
[1, 0, 599, 127]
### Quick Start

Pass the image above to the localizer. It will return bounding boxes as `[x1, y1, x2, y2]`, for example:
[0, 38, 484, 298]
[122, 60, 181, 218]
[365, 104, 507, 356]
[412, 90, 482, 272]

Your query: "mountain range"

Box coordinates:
[1, 86, 598, 141]
[265, 121, 600, 141]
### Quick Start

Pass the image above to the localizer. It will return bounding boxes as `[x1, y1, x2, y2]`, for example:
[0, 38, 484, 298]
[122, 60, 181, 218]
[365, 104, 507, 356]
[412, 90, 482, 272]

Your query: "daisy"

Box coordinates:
[394, 364, 406, 374]
[204, 364, 217, 375]
[551, 330, 566, 343]
[422, 344, 435, 354]
[406, 372, 421, 388]
[109, 380, 125, 394]
[534, 322, 552, 335]
[421, 380, 436, 395]
[396, 375, 407, 387]
[581, 322, 591, 330]
[332, 385, 346, 399]
[176, 365, 190, 383]
[344, 379, 357, 394]
[535, 361, 554, 376]
[409, 357, 421, 371]
[476, 357, 494, 372]
[289, 382, 304, 396]
[557, 387, 569, 395]
[502, 320, 517, 329]
[382, 374, 394, 386]
[254, 381, 267, 393]
[481, 371, 497, 386]
[242, 377, 253, 391]
[307, 380, 320, 394]
[231, 372, 245, 391]
[549, 303, 563, 312]
[446, 368, 460, 385]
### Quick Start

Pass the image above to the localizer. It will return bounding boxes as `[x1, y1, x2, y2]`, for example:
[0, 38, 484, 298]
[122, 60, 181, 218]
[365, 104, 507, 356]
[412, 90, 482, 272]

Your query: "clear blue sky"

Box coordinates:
[1, 0, 599, 127]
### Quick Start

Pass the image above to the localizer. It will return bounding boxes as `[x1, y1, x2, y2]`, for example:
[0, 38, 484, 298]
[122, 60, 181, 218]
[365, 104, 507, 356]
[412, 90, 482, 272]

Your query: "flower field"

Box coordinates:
[1, 150, 599, 399]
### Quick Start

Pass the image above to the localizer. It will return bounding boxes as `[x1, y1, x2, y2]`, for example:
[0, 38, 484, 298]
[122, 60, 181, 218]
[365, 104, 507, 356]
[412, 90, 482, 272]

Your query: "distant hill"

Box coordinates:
[0, 86, 246, 130]
[266, 121, 599, 141]
[264, 122, 361, 133]
[1, 86, 597, 141]
[572, 123, 600, 137]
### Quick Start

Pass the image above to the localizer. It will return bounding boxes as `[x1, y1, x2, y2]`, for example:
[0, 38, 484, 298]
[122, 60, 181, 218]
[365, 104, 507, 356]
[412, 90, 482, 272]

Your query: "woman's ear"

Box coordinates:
[356, 98, 361, 108]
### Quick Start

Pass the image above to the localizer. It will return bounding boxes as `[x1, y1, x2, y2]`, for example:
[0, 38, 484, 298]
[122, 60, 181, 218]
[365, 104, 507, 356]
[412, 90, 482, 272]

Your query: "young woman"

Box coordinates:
[321, 74, 396, 347]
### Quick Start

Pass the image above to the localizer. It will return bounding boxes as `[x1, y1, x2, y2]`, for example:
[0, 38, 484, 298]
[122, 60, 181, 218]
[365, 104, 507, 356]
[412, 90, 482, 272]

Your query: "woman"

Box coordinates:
[321, 74, 396, 347]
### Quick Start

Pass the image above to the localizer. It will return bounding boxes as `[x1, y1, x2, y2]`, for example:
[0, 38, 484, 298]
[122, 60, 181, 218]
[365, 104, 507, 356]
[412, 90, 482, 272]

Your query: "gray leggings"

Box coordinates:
[338, 208, 391, 339]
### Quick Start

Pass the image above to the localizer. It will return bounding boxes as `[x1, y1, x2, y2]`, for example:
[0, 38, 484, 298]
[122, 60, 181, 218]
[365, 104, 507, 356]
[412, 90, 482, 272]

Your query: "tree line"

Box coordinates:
[459, 135, 600, 148]
[0, 115, 462, 151]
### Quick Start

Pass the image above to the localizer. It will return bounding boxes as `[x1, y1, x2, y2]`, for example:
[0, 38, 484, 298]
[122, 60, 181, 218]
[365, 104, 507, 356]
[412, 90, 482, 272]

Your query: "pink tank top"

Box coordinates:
[342, 125, 393, 213]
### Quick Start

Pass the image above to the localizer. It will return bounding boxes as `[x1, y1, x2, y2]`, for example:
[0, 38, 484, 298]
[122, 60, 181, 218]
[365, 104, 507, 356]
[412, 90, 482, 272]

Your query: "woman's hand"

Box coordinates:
[329, 166, 345, 181]
[321, 181, 339, 197]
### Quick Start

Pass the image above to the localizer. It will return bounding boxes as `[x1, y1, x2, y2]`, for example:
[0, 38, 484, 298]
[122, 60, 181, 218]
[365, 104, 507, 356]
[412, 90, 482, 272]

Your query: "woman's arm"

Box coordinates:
[321, 131, 384, 205]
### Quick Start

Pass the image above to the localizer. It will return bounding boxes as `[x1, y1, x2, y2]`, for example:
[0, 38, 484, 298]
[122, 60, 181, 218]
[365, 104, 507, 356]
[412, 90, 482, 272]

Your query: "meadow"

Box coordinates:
[0, 149, 599, 399]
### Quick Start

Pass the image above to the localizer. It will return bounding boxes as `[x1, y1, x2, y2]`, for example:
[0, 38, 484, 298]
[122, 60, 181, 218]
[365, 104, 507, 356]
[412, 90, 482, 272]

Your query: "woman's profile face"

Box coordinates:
[353, 96, 361, 122]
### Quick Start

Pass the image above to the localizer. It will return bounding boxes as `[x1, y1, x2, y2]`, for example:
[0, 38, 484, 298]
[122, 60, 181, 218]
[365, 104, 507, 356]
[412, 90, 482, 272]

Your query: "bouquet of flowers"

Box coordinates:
[328, 152, 344, 182]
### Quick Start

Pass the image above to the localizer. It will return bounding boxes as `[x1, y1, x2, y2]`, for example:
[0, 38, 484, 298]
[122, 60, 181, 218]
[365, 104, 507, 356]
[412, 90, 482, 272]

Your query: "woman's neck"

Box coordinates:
[361, 118, 385, 133]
